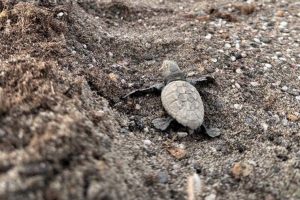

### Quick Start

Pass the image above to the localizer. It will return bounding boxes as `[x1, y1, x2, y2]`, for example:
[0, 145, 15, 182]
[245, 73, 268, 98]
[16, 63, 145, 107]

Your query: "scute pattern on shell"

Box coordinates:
[161, 80, 204, 130]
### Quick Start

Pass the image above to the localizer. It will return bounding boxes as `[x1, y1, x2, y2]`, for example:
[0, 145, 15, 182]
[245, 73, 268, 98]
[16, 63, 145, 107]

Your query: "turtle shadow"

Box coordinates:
[197, 86, 228, 130]
[160, 119, 213, 141]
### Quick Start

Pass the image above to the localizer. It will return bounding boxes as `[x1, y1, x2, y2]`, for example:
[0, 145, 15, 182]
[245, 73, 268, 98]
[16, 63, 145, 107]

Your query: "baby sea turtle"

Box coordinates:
[123, 60, 220, 137]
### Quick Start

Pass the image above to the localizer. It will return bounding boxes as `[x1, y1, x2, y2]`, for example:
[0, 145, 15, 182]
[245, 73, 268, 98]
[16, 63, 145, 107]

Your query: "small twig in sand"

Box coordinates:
[187, 173, 202, 200]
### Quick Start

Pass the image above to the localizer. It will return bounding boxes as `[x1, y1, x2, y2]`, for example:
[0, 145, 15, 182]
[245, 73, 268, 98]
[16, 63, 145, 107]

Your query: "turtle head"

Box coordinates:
[160, 60, 183, 79]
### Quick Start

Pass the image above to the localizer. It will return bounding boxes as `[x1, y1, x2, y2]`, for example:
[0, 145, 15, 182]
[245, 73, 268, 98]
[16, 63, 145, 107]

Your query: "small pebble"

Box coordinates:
[261, 37, 272, 44]
[120, 128, 129, 134]
[279, 57, 287, 61]
[205, 66, 215, 73]
[265, 63, 272, 68]
[158, 171, 169, 184]
[0, 129, 6, 137]
[261, 122, 268, 132]
[288, 89, 300, 96]
[144, 127, 149, 133]
[121, 79, 126, 84]
[205, 194, 216, 200]
[250, 82, 259, 86]
[177, 132, 188, 138]
[281, 86, 288, 92]
[173, 164, 180, 170]
[275, 10, 284, 17]
[276, 52, 283, 57]
[230, 56, 236, 62]
[143, 140, 152, 146]
[263, 63, 272, 71]
[108, 73, 118, 82]
[135, 104, 141, 110]
[57, 12, 64, 17]
[296, 96, 300, 100]
[211, 58, 218, 63]
[205, 34, 212, 40]
[224, 43, 231, 49]
[128, 132, 135, 137]
[145, 43, 151, 49]
[272, 81, 281, 86]
[282, 118, 288, 126]
[245, 117, 253, 125]
[236, 68, 243, 74]
[272, 114, 280, 124]
[234, 104, 243, 110]
[279, 21, 288, 29]
[254, 38, 260, 43]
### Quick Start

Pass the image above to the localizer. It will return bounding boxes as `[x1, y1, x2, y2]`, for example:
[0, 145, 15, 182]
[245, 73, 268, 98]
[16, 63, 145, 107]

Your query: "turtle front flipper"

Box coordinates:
[188, 76, 216, 88]
[152, 117, 174, 131]
[122, 83, 164, 99]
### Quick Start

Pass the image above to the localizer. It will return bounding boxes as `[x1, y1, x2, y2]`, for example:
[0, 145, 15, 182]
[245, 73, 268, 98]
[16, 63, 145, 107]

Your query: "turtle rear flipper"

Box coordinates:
[206, 127, 221, 137]
[195, 124, 221, 137]
[152, 117, 174, 131]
